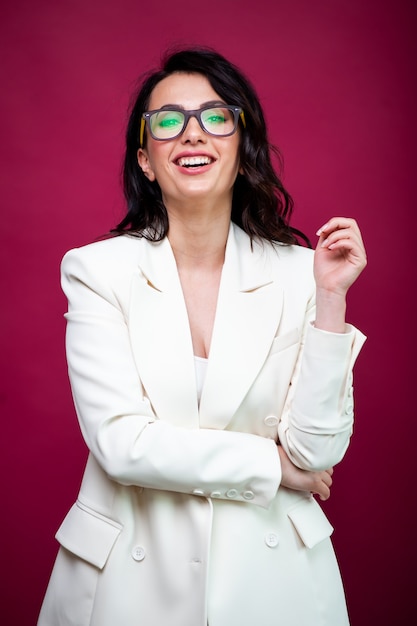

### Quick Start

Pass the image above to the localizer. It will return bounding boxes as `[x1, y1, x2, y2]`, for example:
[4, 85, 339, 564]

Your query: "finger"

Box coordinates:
[318, 232, 365, 260]
[310, 472, 332, 500]
[325, 238, 365, 259]
[322, 472, 333, 488]
[319, 225, 364, 248]
[320, 228, 353, 248]
[316, 220, 365, 253]
[324, 237, 354, 252]
[315, 482, 331, 501]
[316, 217, 358, 237]
[318, 488, 331, 501]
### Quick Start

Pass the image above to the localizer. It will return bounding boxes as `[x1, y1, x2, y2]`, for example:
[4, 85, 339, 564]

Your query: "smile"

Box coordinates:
[176, 156, 213, 167]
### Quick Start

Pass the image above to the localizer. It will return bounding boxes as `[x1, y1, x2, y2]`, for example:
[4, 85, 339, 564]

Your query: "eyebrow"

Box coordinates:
[156, 100, 227, 111]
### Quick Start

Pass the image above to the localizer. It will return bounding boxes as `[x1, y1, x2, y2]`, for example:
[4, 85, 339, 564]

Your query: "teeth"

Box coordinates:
[178, 156, 212, 167]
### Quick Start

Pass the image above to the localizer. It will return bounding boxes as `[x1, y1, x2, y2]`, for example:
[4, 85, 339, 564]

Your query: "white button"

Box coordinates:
[264, 415, 279, 427]
[226, 489, 238, 498]
[210, 491, 221, 498]
[265, 532, 279, 548]
[243, 490, 254, 500]
[191, 557, 202, 564]
[132, 545, 146, 561]
[192, 489, 205, 496]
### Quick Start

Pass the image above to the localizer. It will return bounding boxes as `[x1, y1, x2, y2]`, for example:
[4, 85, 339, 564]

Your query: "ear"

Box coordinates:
[137, 148, 156, 182]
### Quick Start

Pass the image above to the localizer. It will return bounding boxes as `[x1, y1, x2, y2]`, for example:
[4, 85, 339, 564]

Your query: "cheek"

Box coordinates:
[147, 144, 172, 176]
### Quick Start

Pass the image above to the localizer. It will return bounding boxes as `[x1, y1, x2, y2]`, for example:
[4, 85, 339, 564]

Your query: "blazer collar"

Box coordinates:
[128, 224, 283, 430]
[136, 223, 274, 293]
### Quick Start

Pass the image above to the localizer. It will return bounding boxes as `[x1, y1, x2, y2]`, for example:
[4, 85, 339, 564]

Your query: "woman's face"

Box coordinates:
[137, 72, 241, 213]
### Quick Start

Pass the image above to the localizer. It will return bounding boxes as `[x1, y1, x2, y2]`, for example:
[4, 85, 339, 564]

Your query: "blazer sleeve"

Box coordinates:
[277, 315, 366, 471]
[61, 245, 280, 509]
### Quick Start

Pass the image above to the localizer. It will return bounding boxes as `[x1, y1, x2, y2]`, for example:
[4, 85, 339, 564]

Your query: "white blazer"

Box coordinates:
[38, 223, 365, 626]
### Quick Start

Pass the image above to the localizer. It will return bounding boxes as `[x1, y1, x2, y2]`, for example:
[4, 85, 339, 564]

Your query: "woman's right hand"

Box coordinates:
[277, 445, 334, 501]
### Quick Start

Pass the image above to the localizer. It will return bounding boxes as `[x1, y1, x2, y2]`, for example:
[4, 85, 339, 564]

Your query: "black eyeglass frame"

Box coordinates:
[139, 105, 246, 147]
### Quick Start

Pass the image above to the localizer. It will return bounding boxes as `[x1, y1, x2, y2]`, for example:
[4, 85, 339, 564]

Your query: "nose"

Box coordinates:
[181, 115, 206, 143]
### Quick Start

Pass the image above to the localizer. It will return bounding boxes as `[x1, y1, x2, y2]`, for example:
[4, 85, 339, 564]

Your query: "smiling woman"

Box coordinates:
[37, 47, 367, 626]
[136, 73, 243, 221]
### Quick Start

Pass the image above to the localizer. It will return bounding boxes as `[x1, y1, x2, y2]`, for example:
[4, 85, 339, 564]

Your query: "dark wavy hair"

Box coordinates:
[114, 46, 309, 246]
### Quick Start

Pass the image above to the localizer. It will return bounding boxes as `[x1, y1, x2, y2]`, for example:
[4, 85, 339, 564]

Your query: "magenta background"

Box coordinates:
[1, 0, 416, 623]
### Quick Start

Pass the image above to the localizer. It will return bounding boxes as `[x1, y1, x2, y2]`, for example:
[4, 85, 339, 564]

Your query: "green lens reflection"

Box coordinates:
[151, 111, 184, 138]
[202, 108, 233, 134]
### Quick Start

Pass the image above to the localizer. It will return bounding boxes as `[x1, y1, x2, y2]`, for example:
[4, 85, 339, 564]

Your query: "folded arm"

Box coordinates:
[62, 247, 281, 509]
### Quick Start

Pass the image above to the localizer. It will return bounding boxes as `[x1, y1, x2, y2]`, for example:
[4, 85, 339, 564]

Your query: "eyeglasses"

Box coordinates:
[139, 105, 246, 147]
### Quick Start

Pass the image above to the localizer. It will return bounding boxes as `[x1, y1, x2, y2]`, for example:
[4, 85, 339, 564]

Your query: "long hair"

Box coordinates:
[115, 47, 309, 246]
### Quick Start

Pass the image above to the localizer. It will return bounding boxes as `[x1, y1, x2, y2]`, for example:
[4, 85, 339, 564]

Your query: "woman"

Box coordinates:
[38, 48, 367, 626]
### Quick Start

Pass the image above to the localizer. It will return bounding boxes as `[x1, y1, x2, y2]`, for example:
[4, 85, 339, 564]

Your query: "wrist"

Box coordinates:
[314, 288, 347, 333]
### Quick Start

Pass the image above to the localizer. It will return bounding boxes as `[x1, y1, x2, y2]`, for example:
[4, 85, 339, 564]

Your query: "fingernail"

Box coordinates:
[316, 223, 329, 236]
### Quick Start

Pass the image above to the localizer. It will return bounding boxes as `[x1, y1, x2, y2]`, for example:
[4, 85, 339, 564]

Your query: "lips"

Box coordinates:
[174, 153, 215, 168]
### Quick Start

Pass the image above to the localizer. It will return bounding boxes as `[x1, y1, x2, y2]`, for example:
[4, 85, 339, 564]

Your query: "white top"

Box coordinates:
[194, 356, 208, 403]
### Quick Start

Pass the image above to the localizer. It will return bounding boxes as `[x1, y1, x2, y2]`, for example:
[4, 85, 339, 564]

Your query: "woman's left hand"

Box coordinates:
[277, 445, 334, 501]
[314, 217, 367, 296]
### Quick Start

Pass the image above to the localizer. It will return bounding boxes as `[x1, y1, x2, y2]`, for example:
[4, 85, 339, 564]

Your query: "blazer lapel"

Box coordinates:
[128, 237, 200, 428]
[199, 224, 283, 429]
[128, 225, 283, 432]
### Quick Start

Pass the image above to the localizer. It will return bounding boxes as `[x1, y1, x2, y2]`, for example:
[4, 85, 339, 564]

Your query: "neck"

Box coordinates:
[167, 204, 231, 271]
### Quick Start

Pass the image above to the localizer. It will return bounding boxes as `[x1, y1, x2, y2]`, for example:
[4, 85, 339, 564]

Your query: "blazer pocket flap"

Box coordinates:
[287, 497, 333, 549]
[55, 500, 123, 569]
